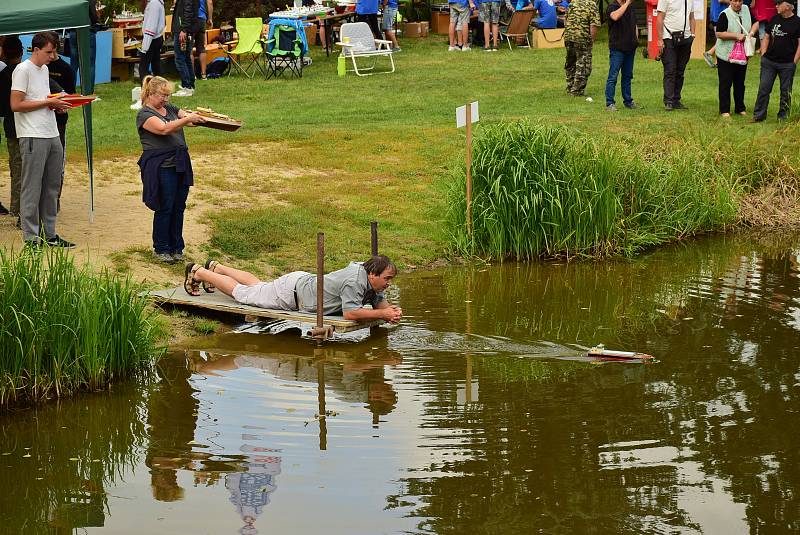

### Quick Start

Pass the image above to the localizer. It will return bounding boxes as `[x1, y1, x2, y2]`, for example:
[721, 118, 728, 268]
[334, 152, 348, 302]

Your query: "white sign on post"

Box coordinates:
[456, 101, 479, 128]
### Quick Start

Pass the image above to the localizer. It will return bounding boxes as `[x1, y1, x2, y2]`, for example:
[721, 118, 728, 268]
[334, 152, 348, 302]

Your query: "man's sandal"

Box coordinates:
[184, 263, 202, 296]
[202, 259, 219, 293]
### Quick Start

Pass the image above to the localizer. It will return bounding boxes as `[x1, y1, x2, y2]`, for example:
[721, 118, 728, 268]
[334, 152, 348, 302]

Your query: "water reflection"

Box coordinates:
[3, 230, 800, 533]
[0, 382, 147, 532]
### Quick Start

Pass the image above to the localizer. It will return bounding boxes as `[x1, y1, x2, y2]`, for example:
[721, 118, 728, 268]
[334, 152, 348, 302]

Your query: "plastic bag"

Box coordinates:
[729, 40, 748, 65]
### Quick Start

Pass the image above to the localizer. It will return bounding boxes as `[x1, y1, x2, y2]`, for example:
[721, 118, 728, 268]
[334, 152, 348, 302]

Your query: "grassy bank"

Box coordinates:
[444, 120, 784, 259]
[0, 249, 165, 407]
[2, 35, 799, 269]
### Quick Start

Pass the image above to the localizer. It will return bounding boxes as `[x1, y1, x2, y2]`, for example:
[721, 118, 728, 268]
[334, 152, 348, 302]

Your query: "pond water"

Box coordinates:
[2, 230, 800, 534]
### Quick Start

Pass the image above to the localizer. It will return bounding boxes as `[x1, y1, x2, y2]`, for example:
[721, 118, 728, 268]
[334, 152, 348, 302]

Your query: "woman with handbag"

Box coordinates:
[715, 0, 759, 116]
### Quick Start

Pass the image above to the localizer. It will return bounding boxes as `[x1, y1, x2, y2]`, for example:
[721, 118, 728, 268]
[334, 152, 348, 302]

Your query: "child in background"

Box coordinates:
[381, 0, 401, 51]
[449, 0, 476, 50]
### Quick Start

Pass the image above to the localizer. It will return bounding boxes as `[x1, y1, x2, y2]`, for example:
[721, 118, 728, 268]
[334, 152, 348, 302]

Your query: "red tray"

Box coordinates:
[49, 93, 97, 108]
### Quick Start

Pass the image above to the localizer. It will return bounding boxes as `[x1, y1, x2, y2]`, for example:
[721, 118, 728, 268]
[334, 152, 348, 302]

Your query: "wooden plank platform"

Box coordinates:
[148, 287, 383, 333]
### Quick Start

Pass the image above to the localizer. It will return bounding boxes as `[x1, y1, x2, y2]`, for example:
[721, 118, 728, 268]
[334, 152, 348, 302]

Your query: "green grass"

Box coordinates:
[0, 248, 165, 407]
[5, 33, 799, 267]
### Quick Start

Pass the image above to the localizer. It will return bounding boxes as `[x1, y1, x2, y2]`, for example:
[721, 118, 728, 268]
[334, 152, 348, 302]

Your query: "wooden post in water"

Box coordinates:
[309, 232, 332, 341]
[371, 221, 379, 256]
[316, 356, 328, 450]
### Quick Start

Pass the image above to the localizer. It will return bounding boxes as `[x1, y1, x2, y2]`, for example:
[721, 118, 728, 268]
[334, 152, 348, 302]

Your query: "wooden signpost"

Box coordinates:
[456, 102, 479, 237]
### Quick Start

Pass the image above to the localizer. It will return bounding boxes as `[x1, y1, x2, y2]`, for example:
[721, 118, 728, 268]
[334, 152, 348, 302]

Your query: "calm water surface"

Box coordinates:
[2, 230, 800, 534]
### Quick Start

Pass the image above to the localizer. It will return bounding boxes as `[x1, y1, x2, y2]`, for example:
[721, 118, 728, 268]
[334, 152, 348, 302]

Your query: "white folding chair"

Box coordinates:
[336, 22, 395, 76]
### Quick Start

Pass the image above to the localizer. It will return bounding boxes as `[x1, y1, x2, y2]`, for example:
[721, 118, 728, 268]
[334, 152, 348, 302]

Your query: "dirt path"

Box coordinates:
[0, 142, 319, 288]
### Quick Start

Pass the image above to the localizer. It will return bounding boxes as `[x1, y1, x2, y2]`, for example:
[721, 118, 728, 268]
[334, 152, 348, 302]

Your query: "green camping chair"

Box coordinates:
[225, 17, 267, 78]
[264, 25, 305, 79]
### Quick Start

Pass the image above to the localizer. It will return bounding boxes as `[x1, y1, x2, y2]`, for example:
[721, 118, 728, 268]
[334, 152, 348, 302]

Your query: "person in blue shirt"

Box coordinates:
[533, 0, 558, 28]
[381, 0, 401, 51]
[449, 0, 477, 50]
[357, 0, 382, 39]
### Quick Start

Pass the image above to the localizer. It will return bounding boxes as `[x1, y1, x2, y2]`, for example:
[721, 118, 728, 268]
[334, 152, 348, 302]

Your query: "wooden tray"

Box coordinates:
[196, 116, 242, 131]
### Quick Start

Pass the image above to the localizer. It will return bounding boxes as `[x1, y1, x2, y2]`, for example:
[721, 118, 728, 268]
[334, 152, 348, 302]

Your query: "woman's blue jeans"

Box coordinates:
[605, 48, 635, 106]
[152, 166, 190, 255]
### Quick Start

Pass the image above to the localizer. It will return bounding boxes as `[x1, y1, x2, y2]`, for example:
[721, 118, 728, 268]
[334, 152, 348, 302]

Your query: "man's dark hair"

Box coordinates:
[363, 255, 396, 276]
[31, 31, 59, 51]
[1, 36, 23, 60]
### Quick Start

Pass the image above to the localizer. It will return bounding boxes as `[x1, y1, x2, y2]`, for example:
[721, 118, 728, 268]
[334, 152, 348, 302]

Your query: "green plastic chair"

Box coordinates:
[225, 17, 267, 78]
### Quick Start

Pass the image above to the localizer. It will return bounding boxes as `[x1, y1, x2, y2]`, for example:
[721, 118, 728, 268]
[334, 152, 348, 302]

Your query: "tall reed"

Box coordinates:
[445, 121, 743, 259]
[0, 248, 165, 407]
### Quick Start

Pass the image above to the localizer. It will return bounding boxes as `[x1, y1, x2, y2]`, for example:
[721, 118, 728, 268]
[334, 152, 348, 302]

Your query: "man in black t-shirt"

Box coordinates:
[753, 0, 800, 121]
[605, 0, 640, 110]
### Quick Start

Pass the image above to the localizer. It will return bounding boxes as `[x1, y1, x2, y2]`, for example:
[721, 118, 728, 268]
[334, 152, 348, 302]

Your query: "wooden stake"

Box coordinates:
[465, 104, 473, 237]
[371, 221, 378, 256]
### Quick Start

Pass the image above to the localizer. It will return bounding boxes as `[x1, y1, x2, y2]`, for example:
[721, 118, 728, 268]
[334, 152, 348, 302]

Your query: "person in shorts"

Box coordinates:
[480, 0, 502, 50]
[382, 0, 401, 51]
[192, 0, 212, 79]
[184, 255, 403, 323]
[449, 0, 476, 50]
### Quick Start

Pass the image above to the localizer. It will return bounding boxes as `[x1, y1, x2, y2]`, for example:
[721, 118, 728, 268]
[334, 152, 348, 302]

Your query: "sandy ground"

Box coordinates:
[0, 142, 322, 288]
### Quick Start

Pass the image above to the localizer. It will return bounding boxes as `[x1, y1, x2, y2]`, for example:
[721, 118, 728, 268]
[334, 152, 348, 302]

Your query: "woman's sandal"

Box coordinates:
[184, 263, 202, 296]
[202, 259, 219, 293]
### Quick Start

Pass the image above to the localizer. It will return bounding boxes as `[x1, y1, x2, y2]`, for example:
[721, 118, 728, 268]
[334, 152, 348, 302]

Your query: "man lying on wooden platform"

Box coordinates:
[183, 255, 403, 324]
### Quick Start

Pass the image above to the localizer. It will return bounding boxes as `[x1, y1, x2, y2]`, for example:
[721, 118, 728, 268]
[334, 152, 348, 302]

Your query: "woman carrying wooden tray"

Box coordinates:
[135, 75, 206, 264]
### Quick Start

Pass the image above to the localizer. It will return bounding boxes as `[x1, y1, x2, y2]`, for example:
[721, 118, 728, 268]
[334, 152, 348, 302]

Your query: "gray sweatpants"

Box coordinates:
[19, 136, 64, 242]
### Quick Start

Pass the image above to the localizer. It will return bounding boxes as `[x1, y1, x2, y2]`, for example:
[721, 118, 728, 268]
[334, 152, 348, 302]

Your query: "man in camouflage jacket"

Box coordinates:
[563, 0, 601, 96]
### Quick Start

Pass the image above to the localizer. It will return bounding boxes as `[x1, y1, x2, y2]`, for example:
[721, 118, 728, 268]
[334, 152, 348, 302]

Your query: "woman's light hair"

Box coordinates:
[141, 75, 174, 103]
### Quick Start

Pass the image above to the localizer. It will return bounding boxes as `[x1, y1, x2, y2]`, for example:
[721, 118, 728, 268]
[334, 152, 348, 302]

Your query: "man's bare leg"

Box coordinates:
[192, 263, 261, 297]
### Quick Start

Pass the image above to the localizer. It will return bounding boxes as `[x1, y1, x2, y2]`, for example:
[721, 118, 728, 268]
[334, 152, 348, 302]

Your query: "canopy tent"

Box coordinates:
[0, 0, 96, 221]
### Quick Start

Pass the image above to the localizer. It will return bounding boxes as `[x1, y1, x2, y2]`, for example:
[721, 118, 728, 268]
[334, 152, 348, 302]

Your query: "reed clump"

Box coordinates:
[446, 121, 745, 259]
[0, 248, 165, 408]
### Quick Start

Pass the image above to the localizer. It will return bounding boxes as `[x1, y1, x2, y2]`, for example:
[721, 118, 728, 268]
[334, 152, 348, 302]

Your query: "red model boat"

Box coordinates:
[49, 93, 97, 108]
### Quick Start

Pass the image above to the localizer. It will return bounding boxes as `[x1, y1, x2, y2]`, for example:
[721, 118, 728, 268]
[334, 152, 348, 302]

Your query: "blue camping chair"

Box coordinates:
[263, 19, 309, 79]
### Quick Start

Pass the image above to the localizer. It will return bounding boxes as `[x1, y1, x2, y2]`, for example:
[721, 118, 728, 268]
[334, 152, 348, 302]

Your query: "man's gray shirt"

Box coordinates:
[295, 262, 385, 316]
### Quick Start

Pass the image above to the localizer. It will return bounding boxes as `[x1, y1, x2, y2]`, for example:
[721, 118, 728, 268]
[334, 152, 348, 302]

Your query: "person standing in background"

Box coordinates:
[0, 37, 24, 218]
[192, 0, 212, 80]
[381, 0, 401, 51]
[172, 0, 198, 97]
[605, 0, 640, 110]
[751, 0, 778, 39]
[139, 0, 166, 86]
[656, 0, 696, 110]
[752, 0, 800, 122]
[356, 0, 382, 39]
[10, 32, 75, 249]
[563, 0, 600, 96]
[714, 0, 757, 116]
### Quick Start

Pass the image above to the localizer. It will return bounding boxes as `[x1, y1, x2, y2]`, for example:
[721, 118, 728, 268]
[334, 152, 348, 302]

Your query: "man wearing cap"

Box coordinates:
[753, 0, 800, 121]
[656, 0, 696, 110]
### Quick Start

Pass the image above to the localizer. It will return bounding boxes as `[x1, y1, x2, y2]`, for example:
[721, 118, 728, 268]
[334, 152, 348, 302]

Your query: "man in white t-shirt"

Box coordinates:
[10, 32, 74, 248]
[656, 0, 696, 110]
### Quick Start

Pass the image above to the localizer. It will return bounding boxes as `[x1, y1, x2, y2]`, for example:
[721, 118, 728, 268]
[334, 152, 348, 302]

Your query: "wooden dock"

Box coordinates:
[148, 287, 384, 334]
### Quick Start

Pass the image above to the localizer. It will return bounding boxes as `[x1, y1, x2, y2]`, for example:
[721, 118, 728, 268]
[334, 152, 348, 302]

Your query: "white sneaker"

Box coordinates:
[461, 46, 471, 51]
[130, 100, 142, 110]
[172, 88, 194, 97]
[448, 45, 459, 51]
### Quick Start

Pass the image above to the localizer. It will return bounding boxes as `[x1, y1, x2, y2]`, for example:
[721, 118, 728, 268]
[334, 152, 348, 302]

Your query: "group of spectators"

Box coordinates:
[564, 0, 800, 119]
[0, 33, 77, 249]
[447, 0, 569, 51]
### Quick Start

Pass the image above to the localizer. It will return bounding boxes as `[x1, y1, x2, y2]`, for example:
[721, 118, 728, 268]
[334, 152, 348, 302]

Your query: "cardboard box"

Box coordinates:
[403, 21, 429, 37]
[532, 28, 564, 49]
[431, 11, 449, 34]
